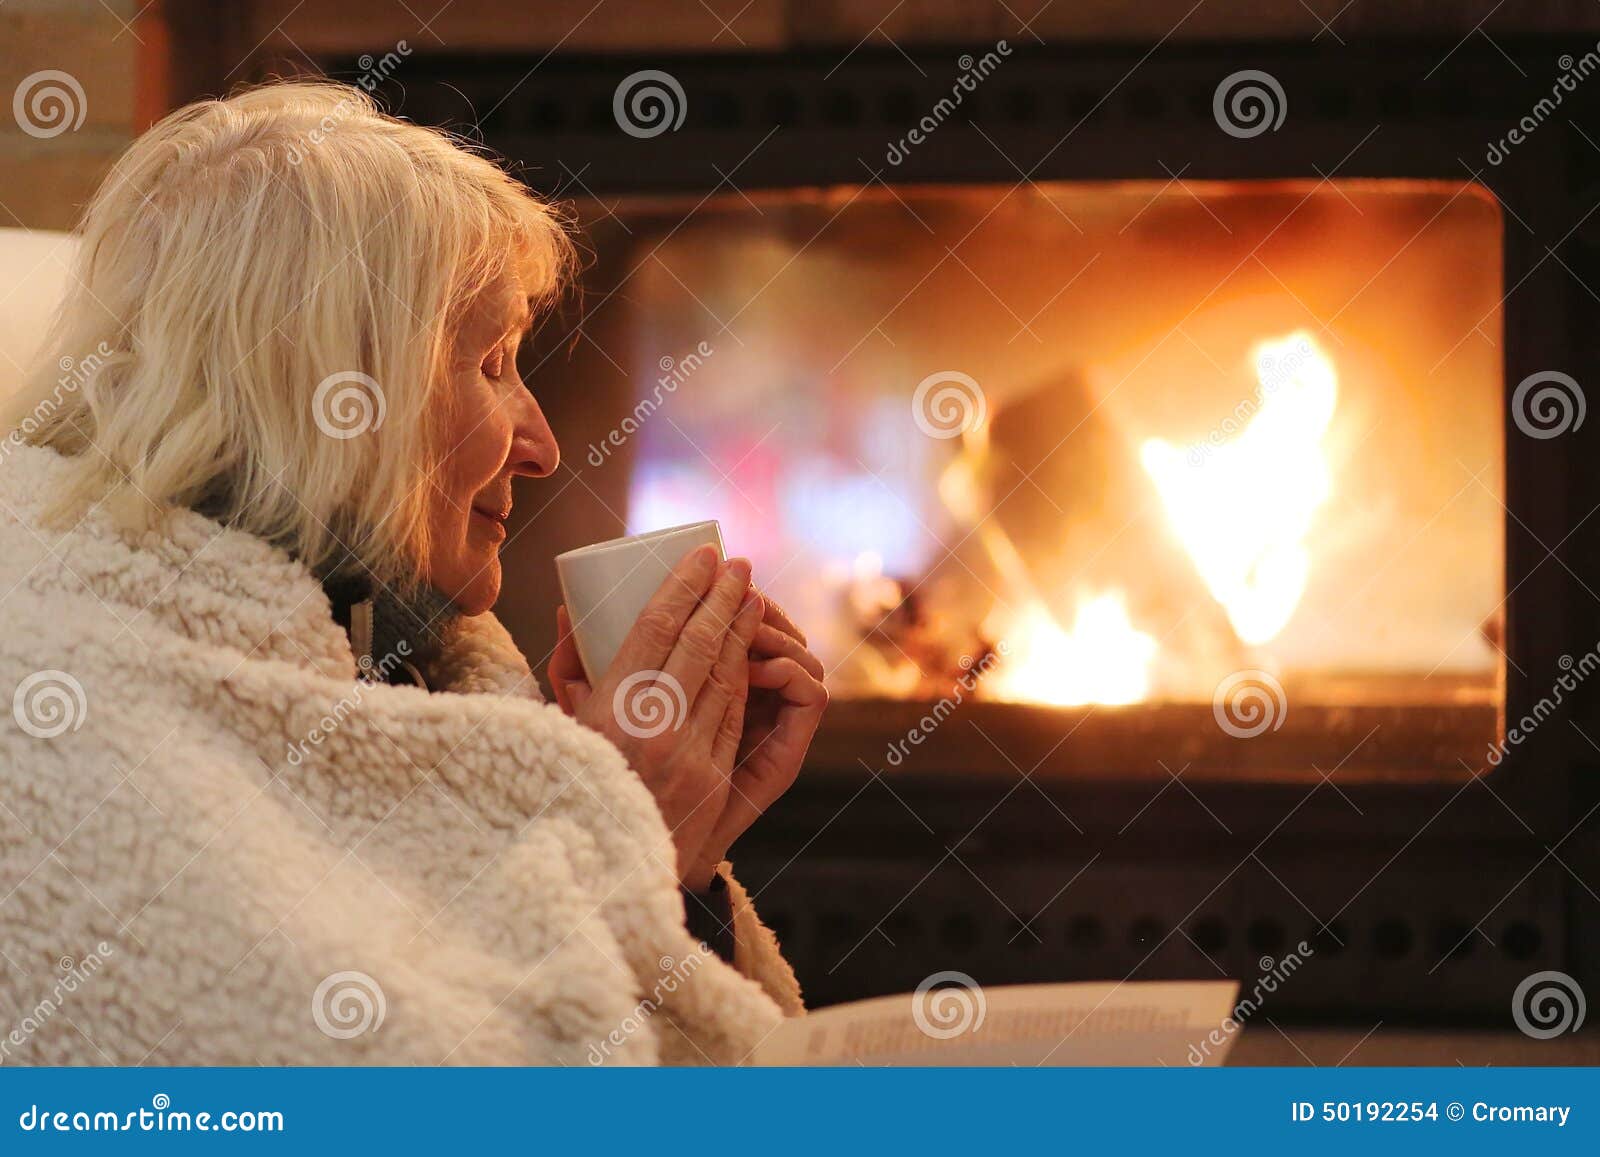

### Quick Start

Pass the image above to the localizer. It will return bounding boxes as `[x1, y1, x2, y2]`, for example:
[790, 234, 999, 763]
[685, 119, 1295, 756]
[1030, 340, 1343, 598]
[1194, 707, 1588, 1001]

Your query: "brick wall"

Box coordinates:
[240, 0, 1600, 60]
[0, 0, 150, 231]
[9, 0, 1600, 234]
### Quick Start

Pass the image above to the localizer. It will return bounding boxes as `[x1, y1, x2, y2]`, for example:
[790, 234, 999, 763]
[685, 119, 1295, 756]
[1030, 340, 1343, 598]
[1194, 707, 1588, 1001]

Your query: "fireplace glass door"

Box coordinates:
[553, 180, 1504, 779]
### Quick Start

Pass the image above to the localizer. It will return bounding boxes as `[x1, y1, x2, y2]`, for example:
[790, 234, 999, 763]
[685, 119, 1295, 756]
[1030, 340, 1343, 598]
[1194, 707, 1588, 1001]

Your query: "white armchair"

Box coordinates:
[0, 228, 80, 405]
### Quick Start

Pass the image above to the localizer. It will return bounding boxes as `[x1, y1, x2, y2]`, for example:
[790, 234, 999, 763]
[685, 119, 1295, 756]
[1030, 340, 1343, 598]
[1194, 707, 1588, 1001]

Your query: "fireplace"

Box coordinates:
[342, 38, 1598, 1018]
[569, 177, 1504, 780]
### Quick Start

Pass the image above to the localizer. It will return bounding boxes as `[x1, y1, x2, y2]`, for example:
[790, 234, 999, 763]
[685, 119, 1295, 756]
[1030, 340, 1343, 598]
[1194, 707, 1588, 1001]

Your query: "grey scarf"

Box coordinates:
[323, 572, 460, 690]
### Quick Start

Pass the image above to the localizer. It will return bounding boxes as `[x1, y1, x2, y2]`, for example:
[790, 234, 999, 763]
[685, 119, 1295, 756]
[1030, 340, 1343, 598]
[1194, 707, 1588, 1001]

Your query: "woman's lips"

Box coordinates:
[470, 507, 509, 539]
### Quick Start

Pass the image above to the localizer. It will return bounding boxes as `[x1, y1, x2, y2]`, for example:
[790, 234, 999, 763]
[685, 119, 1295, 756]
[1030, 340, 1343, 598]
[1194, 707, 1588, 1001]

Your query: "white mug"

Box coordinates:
[555, 520, 725, 683]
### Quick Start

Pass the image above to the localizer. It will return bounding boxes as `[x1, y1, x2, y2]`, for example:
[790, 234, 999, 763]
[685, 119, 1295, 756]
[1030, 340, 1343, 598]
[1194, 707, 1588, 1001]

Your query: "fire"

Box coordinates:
[881, 330, 1337, 708]
[1139, 332, 1338, 646]
[937, 422, 1160, 707]
[984, 594, 1157, 707]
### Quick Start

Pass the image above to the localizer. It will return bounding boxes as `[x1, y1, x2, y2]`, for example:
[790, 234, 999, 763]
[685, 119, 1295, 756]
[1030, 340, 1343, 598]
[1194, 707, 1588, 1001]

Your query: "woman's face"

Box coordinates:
[423, 265, 559, 615]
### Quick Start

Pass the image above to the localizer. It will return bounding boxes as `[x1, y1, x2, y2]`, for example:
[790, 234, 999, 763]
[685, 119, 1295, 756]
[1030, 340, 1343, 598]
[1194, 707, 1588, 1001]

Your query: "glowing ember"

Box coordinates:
[1139, 332, 1338, 646]
[849, 330, 1340, 707]
[933, 412, 1163, 707]
[984, 594, 1158, 707]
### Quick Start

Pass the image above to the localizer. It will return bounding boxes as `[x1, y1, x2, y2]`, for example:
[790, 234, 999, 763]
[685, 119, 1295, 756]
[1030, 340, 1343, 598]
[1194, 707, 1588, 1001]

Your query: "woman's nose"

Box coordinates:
[507, 392, 560, 479]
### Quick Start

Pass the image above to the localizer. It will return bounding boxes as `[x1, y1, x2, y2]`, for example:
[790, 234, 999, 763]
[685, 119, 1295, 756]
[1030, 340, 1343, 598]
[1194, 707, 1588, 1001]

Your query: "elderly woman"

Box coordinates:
[0, 81, 825, 1064]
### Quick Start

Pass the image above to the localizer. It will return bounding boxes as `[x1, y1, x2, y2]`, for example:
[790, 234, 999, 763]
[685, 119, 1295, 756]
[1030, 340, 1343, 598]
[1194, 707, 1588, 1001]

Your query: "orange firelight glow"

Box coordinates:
[1140, 331, 1338, 647]
[934, 331, 1338, 707]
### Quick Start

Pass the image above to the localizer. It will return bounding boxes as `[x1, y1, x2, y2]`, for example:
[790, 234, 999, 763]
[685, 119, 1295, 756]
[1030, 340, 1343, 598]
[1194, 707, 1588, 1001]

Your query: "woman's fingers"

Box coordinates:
[749, 656, 829, 708]
[691, 587, 763, 733]
[605, 544, 720, 684]
[751, 622, 825, 681]
[548, 605, 589, 715]
[758, 593, 809, 649]
[702, 591, 764, 767]
[663, 557, 754, 704]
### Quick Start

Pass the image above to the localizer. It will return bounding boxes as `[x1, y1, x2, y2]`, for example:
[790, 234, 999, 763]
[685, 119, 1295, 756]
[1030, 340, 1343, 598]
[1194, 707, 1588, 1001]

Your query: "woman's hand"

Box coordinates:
[682, 596, 827, 885]
[547, 545, 764, 888]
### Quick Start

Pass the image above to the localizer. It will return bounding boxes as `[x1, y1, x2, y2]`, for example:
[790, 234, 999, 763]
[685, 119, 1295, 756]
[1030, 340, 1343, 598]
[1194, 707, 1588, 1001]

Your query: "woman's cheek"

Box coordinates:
[443, 379, 504, 478]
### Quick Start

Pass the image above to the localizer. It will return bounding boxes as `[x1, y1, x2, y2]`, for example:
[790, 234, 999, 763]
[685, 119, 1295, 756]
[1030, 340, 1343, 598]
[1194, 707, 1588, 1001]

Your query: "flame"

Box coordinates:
[984, 594, 1157, 707]
[859, 330, 1339, 709]
[934, 416, 1160, 707]
[1139, 332, 1337, 646]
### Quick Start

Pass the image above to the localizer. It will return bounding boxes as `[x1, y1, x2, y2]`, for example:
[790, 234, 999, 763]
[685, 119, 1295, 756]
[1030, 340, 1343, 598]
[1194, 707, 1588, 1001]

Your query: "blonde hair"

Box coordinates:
[4, 79, 575, 586]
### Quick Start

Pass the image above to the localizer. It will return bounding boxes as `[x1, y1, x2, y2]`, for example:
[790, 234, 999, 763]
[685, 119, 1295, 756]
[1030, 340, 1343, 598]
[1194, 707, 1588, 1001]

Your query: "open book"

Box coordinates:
[750, 979, 1241, 1066]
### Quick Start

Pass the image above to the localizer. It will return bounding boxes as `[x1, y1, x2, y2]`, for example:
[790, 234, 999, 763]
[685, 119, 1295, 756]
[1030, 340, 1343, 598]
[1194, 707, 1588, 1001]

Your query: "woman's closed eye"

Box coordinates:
[482, 346, 507, 381]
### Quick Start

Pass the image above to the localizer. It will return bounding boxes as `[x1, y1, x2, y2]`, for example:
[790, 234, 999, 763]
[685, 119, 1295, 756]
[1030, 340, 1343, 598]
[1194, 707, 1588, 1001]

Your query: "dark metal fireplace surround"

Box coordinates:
[337, 40, 1600, 1022]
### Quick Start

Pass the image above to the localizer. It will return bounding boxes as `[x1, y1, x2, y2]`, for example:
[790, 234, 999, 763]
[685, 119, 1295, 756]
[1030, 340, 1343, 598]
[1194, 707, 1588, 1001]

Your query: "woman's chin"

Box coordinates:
[433, 552, 501, 615]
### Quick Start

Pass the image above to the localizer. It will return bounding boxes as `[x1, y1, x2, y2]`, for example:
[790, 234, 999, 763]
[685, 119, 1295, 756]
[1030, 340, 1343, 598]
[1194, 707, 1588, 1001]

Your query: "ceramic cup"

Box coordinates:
[555, 519, 725, 683]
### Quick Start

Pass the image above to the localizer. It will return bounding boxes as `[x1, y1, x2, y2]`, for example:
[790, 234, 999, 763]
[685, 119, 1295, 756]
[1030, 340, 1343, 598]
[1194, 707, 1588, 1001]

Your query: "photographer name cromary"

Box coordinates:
[1472, 1103, 1571, 1127]
[587, 341, 715, 467]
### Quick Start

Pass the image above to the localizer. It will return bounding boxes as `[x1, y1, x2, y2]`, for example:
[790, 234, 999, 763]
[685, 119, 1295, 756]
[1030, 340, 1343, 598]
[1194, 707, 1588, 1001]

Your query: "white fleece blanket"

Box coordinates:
[0, 444, 801, 1065]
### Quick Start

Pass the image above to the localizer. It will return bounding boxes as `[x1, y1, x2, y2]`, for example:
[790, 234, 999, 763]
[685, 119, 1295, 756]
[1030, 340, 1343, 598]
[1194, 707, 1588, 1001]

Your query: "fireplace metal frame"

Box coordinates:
[340, 40, 1600, 1019]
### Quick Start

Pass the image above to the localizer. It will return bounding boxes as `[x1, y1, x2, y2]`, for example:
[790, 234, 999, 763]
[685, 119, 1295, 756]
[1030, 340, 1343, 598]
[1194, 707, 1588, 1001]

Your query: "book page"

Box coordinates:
[751, 980, 1242, 1067]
